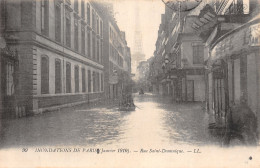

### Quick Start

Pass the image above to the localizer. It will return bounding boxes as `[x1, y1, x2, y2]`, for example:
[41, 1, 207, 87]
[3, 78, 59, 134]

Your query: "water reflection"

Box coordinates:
[0, 94, 224, 148]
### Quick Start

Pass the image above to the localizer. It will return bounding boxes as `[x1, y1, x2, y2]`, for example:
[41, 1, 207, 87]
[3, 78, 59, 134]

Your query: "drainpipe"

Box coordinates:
[0, 0, 5, 119]
[0, 47, 2, 119]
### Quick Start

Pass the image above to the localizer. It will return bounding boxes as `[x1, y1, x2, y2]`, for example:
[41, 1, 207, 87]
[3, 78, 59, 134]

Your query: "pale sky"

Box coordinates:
[112, 0, 165, 60]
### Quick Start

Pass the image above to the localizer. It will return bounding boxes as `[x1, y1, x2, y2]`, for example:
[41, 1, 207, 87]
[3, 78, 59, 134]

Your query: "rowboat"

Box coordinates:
[118, 105, 136, 111]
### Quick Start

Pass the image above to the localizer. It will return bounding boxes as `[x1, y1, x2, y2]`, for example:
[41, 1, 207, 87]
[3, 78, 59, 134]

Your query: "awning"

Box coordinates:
[211, 18, 260, 61]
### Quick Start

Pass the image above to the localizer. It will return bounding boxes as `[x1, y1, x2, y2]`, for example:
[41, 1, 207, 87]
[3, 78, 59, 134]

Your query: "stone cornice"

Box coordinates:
[7, 34, 104, 70]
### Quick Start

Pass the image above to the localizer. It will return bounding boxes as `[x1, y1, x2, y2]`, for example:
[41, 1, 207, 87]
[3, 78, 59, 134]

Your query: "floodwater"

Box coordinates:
[0, 94, 222, 148]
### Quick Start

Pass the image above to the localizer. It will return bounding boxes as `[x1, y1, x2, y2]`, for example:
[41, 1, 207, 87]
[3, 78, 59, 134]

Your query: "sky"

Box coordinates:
[112, 0, 165, 60]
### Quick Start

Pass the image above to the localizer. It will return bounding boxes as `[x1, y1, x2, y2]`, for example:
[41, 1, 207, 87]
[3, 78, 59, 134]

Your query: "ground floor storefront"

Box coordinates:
[155, 68, 205, 102]
[206, 18, 260, 135]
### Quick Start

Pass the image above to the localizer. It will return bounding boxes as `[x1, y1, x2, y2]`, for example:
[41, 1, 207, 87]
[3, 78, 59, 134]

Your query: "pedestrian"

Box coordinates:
[223, 99, 258, 146]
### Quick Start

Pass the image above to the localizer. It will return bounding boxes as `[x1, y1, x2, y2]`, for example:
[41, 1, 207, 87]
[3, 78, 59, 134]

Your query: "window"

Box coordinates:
[100, 20, 103, 37]
[55, 59, 62, 93]
[65, 10, 71, 47]
[74, 19, 79, 52]
[87, 31, 91, 57]
[81, 0, 85, 19]
[92, 9, 95, 30]
[82, 68, 86, 92]
[55, 1, 61, 42]
[87, 3, 90, 25]
[101, 41, 103, 64]
[75, 66, 79, 93]
[6, 62, 14, 96]
[66, 62, 71, 93]
[41, 0, 49, 36]
[192, 44, 204, 64]
[97, 72, 100, 92]
[41, 56, 49, 94]
[97, 39, 99, 62]
[88, 70, 91, 92]
[74, 0, 78, 13]
[97, 17, 99, 34]
[92, 71, 96, 92]
[109, 61, 113, 74]
[74, 66, 79, 93]
[109, 44, 111, 58]
[92, 35, 95, 60]
[101, 73, 104, 92]
[81, 27, 85, 55]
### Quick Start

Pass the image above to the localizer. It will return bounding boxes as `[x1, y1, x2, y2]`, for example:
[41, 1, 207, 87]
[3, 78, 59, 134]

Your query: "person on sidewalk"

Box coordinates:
[223, 99, 258, 146]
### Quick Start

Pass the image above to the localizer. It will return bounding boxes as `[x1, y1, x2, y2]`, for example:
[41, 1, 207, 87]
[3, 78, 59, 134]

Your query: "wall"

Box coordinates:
[181, 37, 204, 68]
[234, 58, 241, 103]
[34, 45, 104, 112]
[187, 75, 205, 101]
[36, 46, 103, 95]
[208, 72, 213, 112]
[247, 52, 258, 114]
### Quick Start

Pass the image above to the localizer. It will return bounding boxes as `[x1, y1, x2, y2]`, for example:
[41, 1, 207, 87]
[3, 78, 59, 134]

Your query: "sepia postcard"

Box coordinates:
[0, 0, 260, 167]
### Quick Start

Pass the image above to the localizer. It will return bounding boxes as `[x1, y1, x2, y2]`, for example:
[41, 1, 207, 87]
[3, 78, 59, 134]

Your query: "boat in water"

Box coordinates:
[118, 105, 136, 111]
[118, 94, 136, 111]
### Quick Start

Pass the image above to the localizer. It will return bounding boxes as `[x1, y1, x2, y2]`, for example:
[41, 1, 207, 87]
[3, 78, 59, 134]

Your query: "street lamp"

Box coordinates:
[161, 0, 202, 12]
[165, 54, 170, 64]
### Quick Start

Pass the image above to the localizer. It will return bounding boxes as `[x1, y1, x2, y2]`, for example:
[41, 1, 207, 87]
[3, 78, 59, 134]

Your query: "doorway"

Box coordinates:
[1, 58, 16, 118]
[187, 80, 194, 101]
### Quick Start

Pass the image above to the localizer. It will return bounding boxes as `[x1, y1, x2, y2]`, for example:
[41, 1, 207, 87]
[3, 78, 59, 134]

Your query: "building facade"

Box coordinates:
[152, 0, 260, 133]
[199, 0, 260, 129]
[0, 0, 131, 118]
[86, 2, 132, 100]
[150, 3, 206, 101]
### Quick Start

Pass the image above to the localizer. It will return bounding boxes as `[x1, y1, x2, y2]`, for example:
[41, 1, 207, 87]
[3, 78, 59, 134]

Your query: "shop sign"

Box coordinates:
[109, 75, 118, 84]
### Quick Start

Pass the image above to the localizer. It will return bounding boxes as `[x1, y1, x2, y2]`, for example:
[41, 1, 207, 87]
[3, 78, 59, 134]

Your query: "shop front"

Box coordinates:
[207, 17, 260, 128]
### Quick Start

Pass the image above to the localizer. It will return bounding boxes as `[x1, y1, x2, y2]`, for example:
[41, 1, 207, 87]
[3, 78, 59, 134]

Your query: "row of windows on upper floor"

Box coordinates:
[48, 0, 103, 33]
[41, 55, 104, 95]
[154, 44, 204, 66]
[41, 0, 103, 63]
[109, 44, 124, 68]
[109, 26, 126, 51]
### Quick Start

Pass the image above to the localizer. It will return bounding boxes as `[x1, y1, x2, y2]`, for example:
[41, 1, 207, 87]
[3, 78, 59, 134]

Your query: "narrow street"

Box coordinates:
[0, 94, 221, 148]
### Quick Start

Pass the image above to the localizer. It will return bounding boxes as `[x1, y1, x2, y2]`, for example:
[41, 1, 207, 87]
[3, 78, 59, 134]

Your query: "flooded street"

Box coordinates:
[0, 94, 222, 148]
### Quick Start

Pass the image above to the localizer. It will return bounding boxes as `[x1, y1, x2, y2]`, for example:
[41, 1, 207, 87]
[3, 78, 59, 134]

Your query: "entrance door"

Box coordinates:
[172, 82, 176, 101]
[187, 80, 194, 101]
[213, 78, 225, 117]
[2, 60, 15, 118]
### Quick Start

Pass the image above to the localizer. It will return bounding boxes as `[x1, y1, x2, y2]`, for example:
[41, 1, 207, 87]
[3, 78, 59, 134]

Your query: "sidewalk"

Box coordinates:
[56, 97, 120, 114]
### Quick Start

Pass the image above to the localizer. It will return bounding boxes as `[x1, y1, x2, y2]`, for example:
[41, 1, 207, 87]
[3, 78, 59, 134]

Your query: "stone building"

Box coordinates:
[151, 3, 206, 101]
[198, 0, 260, 129]
[91, 2, 132, 100]
[0, 0, 107, 118]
